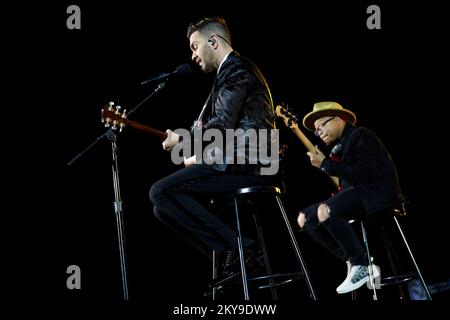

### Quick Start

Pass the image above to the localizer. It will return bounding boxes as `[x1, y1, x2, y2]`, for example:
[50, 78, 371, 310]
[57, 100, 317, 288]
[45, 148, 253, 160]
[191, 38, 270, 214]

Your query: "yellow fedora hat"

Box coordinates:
[302, 101, 357, 131]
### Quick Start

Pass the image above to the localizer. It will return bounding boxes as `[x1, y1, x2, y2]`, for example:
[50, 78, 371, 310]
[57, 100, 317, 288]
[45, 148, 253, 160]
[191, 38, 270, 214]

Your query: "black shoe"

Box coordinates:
[245, 243, 265, 267]
[222, 248, 238, 275]
[223, 245, 264, 275]
[210, 245, 264, 288]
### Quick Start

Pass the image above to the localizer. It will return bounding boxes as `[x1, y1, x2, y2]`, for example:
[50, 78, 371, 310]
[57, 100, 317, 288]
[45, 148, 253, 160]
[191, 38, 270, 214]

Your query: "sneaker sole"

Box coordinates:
[336, 276, 370, 294]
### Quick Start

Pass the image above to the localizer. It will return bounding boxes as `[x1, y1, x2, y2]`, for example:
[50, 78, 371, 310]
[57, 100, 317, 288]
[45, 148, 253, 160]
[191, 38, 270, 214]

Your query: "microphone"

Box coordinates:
[141, 63, 191, 85]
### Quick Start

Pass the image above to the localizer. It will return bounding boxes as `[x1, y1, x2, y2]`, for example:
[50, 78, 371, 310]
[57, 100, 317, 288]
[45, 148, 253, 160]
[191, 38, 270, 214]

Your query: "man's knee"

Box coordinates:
[297, 212, 306, 229]
[149, 182, 163, 204]
[317, 203, 330, 222]
[153, 207, 166, 221]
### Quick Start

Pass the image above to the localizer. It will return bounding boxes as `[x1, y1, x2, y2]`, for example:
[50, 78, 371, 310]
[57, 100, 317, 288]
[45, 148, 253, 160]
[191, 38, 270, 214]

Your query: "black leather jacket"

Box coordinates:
[196, 51, 276, 175]
[321, 124, 404, 214]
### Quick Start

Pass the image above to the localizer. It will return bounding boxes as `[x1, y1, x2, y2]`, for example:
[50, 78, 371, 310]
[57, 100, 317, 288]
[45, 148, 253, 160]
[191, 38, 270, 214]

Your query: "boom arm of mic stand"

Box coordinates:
[67, 129, 112, 166]
[67, 80, 167, 166]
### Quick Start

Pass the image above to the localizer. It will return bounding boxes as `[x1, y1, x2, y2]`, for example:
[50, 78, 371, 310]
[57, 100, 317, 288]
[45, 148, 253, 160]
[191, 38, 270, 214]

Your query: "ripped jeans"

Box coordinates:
[300, 186, 369, 266]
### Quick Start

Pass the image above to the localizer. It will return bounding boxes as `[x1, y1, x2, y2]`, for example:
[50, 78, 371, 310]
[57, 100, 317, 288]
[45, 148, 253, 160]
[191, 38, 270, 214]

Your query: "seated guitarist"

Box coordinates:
[149, 17, 277, 283]
[297, 102, 403, 294]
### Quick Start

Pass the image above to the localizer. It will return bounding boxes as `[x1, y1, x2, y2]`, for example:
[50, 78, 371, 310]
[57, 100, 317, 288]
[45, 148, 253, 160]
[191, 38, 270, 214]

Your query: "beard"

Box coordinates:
[200, 49, 216, 73]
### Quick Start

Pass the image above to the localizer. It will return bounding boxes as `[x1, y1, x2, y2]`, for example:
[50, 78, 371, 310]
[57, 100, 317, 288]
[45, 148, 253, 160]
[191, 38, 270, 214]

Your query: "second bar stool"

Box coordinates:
[208, 185, 317, 300]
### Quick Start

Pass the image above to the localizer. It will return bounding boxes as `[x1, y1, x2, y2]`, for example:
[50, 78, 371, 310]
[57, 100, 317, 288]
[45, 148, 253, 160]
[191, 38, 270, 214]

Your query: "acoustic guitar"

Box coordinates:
[100, 102, 167, 141]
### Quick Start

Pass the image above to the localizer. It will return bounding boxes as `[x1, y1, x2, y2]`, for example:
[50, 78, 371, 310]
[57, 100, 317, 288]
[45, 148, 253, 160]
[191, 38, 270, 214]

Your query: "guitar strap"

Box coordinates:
[191, 79, 216, 133]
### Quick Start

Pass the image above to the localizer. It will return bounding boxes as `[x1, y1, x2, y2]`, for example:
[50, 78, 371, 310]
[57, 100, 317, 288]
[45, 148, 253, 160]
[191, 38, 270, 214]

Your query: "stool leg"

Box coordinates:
[393, 216, 432, 300]
[234, 196, 250, 300]
[212, 249, 218, 300]
[252, 212, 279, 300]
[360, 221, 378, 300]
[379, 224, 409, 299]
[275, 195, 317, 300]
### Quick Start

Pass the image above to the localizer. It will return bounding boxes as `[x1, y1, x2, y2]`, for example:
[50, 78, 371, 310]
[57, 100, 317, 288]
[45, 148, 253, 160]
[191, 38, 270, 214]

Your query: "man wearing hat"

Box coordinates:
[297, 101, 403, 294]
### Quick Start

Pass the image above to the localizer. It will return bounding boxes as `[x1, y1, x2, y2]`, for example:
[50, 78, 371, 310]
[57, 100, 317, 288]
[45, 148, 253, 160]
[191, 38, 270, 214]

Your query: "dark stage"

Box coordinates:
[19, 0, 449, 313]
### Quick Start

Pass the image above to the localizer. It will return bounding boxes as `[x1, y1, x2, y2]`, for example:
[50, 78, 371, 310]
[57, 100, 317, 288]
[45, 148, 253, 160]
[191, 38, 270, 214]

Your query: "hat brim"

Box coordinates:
[303, 109, 357, 131]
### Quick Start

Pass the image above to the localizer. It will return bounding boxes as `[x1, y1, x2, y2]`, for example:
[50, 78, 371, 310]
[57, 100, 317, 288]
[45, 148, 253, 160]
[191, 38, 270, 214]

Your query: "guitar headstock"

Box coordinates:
[275, 104, 299, 129]
[101, 102, 127, 132]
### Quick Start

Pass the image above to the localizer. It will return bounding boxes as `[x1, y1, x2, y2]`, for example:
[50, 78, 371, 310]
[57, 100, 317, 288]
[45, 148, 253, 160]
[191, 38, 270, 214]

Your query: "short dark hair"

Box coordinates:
[187, 16, 231, 45]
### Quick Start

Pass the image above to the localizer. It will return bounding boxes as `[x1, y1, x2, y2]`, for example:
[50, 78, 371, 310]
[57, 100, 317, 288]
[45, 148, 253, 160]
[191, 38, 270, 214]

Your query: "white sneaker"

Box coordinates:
[336, 263, 380, 294]
[346, 260, 351, 275]
[345, 257, 373, 276]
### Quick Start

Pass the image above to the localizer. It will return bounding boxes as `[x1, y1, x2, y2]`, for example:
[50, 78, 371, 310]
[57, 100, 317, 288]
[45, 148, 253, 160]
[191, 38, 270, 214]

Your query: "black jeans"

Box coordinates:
[150, 164, 274, 259]
[301, 186, 368, 266]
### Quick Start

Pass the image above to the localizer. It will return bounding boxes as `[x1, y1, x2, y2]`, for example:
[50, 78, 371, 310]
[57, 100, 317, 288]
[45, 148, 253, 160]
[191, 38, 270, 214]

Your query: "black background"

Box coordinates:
[13, 0, 449, 313]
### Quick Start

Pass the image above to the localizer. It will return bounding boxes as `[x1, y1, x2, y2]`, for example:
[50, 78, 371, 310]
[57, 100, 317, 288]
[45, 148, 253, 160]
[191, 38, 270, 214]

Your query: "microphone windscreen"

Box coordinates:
[175, 63, 192, 75]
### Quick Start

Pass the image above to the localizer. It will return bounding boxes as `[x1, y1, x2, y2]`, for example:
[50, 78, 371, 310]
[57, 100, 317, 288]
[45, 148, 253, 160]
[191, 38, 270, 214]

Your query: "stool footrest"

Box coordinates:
[251, 272, 304, 289]
[380, 274, 415, 287]
[206, 272, 304, 295]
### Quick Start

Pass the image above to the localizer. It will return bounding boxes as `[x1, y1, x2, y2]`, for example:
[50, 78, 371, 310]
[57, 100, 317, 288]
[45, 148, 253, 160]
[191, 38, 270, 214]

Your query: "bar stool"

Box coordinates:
[208, 185, 317, 300]
[353, 201, 432, 300]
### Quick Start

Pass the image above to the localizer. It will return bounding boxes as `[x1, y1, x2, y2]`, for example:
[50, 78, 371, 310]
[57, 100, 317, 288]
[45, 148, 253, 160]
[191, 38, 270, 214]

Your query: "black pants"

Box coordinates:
[149, 164, 273, 259]
[301, 186, 368, 266]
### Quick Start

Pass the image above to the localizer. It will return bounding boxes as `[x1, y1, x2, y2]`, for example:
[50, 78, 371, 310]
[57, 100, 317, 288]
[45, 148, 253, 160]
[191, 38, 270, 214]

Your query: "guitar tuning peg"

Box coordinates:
[115, 105, 122, 114]
[119, 109, 127, 131]
[104, 122, 110, 128]
[111, 122, 117, 130]
[108, 101, 114, 110]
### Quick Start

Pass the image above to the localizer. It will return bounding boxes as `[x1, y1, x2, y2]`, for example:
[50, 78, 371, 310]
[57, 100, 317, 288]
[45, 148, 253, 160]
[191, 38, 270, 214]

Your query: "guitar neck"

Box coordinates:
[275, 105, 340, 188]
[291, 124, 340, 188]
[291, 126, 316, 153]
[123, 118, 167, 141]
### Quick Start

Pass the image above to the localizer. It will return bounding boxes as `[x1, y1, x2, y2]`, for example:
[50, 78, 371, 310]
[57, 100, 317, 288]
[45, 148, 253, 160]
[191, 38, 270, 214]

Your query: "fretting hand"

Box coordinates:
[162, 129, 180, 151]
[307, 145, 326, 168]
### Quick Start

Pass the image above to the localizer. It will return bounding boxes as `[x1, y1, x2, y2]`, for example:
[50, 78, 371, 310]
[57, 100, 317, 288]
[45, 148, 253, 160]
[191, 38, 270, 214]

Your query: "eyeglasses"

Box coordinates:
[314, 117, 335, 136]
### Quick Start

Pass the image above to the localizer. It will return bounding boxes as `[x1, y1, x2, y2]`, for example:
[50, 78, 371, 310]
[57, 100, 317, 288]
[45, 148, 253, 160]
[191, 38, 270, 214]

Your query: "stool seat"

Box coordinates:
[230, 185, 283, 197]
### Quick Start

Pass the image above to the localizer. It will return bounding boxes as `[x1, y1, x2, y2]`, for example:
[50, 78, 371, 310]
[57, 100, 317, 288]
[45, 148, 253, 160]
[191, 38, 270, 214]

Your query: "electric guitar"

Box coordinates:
[275, 104, 340, 189]
[100, 102, 167, 141]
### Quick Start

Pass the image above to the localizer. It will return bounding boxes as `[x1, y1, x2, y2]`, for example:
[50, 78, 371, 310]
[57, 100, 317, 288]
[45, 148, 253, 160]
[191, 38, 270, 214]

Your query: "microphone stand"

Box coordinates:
[67, 81, 168, 300]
